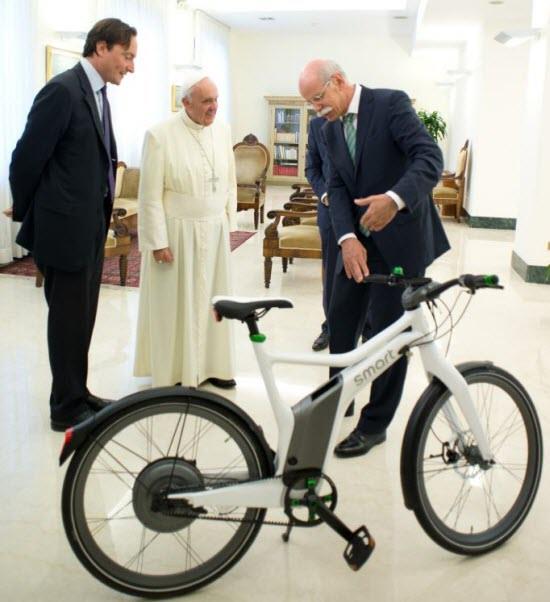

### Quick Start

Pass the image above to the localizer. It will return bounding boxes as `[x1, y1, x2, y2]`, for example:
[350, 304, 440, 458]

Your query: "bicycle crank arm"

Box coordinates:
[313, 498, 375, 571]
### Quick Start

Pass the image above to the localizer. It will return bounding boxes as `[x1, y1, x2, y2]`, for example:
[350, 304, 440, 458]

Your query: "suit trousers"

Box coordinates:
[37, 221, 105, 419]
[328, 236, 422, 434]
[318, 203, 339, 334]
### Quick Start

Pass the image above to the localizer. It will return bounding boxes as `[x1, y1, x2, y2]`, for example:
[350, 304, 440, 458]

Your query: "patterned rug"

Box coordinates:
[0, 231, 256, 288]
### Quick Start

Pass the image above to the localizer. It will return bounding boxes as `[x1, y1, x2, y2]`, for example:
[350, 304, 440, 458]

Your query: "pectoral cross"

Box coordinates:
[208, 171, 219, 192]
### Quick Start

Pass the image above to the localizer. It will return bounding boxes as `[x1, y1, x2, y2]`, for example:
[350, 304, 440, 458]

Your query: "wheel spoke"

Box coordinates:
[482, 471, 502, 527]
[124, 530, 160, 572]
[88, 494, 134, 537]
[171, 530, 204, 568]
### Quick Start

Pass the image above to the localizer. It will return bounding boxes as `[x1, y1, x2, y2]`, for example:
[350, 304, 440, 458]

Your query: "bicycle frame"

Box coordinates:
[169, 303, 494, 509]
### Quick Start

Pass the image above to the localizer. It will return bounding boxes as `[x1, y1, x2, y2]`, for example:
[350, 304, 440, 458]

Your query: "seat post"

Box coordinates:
[244, 314, 261, 336]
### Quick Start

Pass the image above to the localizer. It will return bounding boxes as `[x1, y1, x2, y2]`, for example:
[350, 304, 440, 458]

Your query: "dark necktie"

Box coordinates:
[100, 85, 115, 200]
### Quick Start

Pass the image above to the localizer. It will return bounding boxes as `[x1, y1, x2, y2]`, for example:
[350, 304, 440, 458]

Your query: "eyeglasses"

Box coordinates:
[307, 79, 331, 105]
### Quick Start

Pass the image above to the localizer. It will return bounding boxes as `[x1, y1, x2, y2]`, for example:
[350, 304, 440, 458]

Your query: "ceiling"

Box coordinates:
[180, 0, 532, 44]
[181, 0, 422, 36]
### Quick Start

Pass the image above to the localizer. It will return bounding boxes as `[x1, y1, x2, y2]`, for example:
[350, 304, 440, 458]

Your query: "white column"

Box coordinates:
[466, 21, 531, 227]
[513, 0, 550, 282]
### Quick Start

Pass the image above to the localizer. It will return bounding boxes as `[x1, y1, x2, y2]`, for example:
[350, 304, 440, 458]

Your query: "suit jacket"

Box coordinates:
[305, 116, 331, 200]
[305, 115, 332, 234]
[9, 62, 117, 271]
[324, 86, 449, 276]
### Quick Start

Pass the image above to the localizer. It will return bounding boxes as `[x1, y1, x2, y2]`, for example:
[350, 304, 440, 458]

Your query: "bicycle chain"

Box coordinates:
[161, 475, 292, 528]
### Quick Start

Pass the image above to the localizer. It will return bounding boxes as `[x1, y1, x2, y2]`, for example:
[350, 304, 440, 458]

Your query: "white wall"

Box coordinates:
[229, 30, 451, 148]
[446, 35, 480, 191]
[465, 22, 530, 219]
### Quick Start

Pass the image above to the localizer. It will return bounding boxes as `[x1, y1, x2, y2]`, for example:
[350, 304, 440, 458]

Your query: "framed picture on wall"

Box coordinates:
[45, 46, 80, 82]
[171, 85, 184, 112]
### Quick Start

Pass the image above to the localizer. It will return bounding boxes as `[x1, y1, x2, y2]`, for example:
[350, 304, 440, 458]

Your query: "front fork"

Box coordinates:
[419, 345, 494, 462]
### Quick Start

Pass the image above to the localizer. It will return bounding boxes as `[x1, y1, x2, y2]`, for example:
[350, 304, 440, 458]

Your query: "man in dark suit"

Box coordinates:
[306, 116, 371, 358]
[305, 116, 337, 352]
[9, 18, 137, 431]
[299, 59, 450, 457]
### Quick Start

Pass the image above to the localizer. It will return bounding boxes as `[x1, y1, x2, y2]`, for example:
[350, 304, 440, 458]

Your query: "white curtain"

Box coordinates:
[0, 1, 228, 264]
[0, 0, 36, 263]
[195, 10, 231, 123]
[94, 0, 171, 166]
[0, 0, 170, 264]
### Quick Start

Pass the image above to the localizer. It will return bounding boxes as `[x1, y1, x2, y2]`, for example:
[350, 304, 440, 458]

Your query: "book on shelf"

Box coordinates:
[274, 145, 298, 161]
[275, 108, 300, 125]
[275, 132, 299, 143]
[273, 164, 298, 177]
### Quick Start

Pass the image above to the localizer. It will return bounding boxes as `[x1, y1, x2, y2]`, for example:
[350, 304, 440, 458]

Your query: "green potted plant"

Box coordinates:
[417, 110, 447, 143]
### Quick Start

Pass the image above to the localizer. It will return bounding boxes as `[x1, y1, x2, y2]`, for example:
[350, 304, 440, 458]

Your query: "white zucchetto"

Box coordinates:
[180, 70, 211, 98]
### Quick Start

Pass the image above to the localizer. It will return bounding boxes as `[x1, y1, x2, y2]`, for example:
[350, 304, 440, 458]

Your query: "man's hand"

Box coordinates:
[153, 247, 173, 264]
[2, 207, 13, 218]
[341, 238, 369, 283]
[355, 194, 398, 232]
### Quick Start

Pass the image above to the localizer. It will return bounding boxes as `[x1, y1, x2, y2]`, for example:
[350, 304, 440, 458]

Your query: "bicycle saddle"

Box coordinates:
[213, 296, 293, 320]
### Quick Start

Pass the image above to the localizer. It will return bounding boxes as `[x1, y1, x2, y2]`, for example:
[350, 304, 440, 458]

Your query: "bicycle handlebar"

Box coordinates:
[363, 272, 503, 310]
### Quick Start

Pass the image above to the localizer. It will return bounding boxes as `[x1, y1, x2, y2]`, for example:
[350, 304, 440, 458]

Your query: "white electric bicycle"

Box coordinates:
[59, 272, 543, 598]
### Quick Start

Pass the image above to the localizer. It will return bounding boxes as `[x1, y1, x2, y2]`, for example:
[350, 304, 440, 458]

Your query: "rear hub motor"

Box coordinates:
[133, 457, 203, 533]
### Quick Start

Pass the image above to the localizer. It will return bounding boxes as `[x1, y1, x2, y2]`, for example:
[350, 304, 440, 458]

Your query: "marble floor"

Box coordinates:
[1, 186, 549, 601]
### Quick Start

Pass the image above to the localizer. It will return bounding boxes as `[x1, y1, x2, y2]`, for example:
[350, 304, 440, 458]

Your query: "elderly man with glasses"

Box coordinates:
[299, 59, 450, 458]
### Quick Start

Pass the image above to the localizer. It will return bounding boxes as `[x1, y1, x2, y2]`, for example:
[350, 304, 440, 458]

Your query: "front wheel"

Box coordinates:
[62, 396, 272, 598]
[401, 363, 542, 555]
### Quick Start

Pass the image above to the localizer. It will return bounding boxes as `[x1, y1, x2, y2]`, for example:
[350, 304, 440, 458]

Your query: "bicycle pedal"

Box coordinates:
[343, 526, 375, 571]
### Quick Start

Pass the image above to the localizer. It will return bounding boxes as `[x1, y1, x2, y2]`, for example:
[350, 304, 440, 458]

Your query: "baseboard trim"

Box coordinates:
[464, 212, 516, 230]
[511, 251, 550, 284]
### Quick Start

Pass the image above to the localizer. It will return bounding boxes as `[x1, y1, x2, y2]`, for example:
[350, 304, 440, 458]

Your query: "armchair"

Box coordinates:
[263, 206, 321, 288]
[35, 207, 132, 287]
[289, 183, 316, 201]
[233, 134, 270, 229]
[433, 140, 469, 221]
[113, 161, 139, 232]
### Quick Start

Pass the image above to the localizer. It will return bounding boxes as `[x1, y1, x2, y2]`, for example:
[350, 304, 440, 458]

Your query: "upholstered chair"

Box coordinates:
[263, 206, 321, 288]
[233, 134, 270, 229]
[113, 161, 139, 232]
[433, 140, 469, 221]
[34, 207, 131, 287]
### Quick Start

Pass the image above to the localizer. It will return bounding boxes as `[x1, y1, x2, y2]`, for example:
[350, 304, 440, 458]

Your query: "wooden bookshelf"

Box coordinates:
[265, 96, 316, 184]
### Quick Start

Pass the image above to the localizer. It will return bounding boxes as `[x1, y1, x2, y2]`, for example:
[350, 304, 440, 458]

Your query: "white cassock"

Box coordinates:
[134, 110, 237, 386]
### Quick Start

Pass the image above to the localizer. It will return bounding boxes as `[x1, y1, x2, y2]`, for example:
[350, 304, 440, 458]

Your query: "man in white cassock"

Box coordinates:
[134, 73, 237, 389]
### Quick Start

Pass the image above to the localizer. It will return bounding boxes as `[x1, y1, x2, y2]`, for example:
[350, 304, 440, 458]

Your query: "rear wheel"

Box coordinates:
[402, 365, 542, 555]
[62, 397, 271, 598]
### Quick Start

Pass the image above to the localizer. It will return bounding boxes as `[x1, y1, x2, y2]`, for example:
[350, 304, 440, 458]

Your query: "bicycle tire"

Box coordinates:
[401, 363, 542, 555]
[62, 396, 273, 598]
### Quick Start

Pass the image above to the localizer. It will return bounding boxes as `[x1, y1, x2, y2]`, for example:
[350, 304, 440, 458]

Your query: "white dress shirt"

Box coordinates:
[79, 58, 106, 122]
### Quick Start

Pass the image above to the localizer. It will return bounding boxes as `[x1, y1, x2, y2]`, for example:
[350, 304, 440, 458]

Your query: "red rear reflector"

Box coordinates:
[64, 427, 74, 448]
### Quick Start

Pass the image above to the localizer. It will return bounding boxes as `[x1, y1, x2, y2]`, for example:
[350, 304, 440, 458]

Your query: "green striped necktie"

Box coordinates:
[344, 113, 370, 237]
[343, 112, 356, 164]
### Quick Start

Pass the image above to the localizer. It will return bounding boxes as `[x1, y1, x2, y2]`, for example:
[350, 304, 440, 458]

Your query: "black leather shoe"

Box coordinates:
[345, 401, 355, 417]
[207, 377, 236, 389]
[51, 407, 95, 432]
[312, 330, 329, 351]
[334, 429, 386, 458]
[86, 394, 114, 411]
